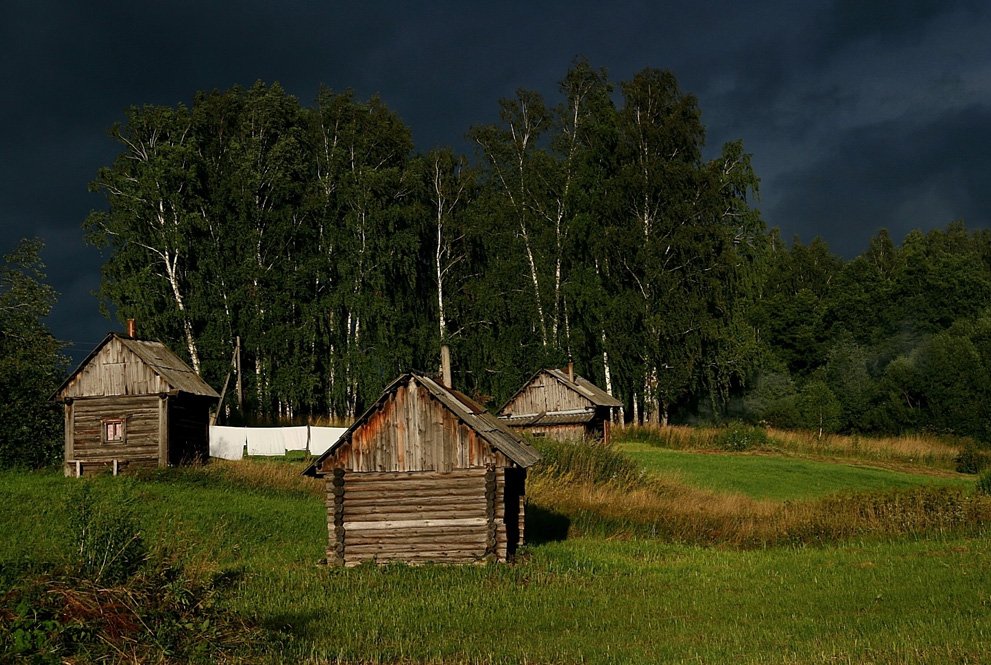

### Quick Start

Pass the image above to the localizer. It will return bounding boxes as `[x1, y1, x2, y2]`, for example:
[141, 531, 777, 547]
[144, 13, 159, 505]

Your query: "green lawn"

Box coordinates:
[3, 467, 990, 663]
[617, 441, 972, 500]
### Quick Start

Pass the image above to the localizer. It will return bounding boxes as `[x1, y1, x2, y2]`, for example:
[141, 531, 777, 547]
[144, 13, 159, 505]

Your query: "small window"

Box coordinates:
[103, 418, 126, 445]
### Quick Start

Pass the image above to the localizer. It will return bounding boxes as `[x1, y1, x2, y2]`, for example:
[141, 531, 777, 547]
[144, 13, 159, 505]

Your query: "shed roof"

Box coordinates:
[303, 373, 541, 476]
[54, 332, 219, 399]
[501, 410, 598, 427]
[501, 368, 622, 413]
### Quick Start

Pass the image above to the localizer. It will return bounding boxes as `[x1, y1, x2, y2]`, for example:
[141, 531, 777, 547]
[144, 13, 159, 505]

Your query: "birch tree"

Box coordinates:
[86, 104, 205, 372]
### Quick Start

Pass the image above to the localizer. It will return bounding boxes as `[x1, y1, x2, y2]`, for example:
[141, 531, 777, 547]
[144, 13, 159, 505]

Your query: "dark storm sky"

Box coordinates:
[4, 0, 991, 363]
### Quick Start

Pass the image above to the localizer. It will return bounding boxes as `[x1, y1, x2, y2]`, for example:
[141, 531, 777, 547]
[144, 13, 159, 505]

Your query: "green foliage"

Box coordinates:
[65, 481, 147, 585]
[956, 441, 991, 475]
[3, 463, 991, 662]
[976, 470, 991, 496]
[87, 64, 765, 425]
[714, 422, 770, 451]
[0, 554, 260, 663]
[0, 239, 67, 469]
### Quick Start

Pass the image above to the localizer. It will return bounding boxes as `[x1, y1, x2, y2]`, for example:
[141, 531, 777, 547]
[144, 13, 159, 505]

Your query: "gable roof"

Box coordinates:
[54, 332, 219, 399]
[303, 372, 541, 476]
[500, 368, 622, 414]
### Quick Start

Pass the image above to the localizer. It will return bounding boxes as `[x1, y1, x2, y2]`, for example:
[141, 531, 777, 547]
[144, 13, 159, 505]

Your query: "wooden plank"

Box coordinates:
[344, 508, 487, 523]
[344, 543, 487, 556]
[343, 517, 487, 531]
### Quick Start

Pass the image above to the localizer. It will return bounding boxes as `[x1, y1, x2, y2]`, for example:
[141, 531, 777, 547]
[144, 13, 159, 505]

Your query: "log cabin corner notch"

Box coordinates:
[498, 364, 622, 444]
[53, 332, 219, 476]
[303, 373, 541, 566]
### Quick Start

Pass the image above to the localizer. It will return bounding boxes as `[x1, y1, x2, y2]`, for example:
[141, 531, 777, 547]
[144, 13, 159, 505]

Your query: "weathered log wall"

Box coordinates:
[64, 395, 162, 474]
[326, 468, 525, 566]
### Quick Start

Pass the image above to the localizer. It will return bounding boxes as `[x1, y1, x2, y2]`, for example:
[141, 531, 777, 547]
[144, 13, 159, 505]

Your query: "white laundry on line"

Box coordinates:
[245, 427, 291, 456]
[209, 426, 246, 460]
[309, 426, 348, 456]
[281, 426, 310, 451]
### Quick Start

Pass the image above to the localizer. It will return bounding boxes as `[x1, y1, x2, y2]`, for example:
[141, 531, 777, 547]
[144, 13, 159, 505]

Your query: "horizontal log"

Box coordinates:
[342, 526, 489, 542]
[343, 517, 487, 532]
[346, 535, 489, 548]
[338, 487, 487, 505]
[343, 478, 487, 494]
[344, 550, 489, 563]
[342, 509, 487, 524]
[344, 543, 487, 556]
[346, 468, 489, 482]
[341, 522, 485, 534]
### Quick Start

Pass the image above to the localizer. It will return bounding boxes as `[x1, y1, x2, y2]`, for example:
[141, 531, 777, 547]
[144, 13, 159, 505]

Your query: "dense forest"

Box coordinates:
[74, 61, 991, 443]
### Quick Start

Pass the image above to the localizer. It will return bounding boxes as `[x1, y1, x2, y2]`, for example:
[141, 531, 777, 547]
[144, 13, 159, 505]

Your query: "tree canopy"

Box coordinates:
[0, 239, 67, 468]
[83, 66, 991, 445]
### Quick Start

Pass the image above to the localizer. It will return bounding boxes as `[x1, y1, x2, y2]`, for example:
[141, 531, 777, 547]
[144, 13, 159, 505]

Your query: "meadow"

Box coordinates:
[2, 429, 990, 663]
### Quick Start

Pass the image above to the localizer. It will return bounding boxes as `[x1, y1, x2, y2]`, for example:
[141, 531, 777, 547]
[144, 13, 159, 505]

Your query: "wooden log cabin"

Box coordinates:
[498, 362, 622, 444]
[54, 328, 219, 476]
[303, 372, 541, 566]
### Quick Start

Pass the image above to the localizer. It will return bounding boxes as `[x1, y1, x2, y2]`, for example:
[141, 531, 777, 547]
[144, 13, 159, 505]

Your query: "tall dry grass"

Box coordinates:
[619, 424, 963, 470]
[200, 458, 323, 497]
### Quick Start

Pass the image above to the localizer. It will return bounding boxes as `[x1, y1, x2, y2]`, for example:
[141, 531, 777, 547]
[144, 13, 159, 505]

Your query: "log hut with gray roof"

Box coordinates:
[54, 321, 219, 476]
[498, 362, 623, 444]
[304, 352, 540, 566]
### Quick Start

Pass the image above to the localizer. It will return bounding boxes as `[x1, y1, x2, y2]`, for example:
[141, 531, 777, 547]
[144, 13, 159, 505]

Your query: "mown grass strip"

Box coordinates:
[618, 442, 971, 501]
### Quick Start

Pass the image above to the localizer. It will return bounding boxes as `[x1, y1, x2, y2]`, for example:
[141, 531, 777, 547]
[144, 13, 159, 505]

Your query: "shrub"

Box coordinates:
[714, 422, 770, 452]
[977, 470, 991, 496]
[955, 441, 991, 474]
[0, 552, 262, 663]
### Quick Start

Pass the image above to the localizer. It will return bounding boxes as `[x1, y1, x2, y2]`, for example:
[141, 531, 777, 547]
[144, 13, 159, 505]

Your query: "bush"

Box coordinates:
[714, 422, 770, 452]
[977, 470, 991, 496]
[955, 441, 991, 474]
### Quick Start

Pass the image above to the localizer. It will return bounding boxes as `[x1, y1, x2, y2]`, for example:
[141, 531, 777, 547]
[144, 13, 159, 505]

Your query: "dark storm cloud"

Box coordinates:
[772, 103, 991, 255]
[3, 0, 991, 354]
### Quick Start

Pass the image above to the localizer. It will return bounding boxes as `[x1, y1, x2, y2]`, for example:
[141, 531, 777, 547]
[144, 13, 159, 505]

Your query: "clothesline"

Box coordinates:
[209, 425, 348, 460]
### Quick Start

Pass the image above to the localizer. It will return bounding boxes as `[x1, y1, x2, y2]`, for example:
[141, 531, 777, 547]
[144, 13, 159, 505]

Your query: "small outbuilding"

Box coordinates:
[303, 372, 541, 566]
[498, 363, 622, 444]
[54, 329, 219, 476]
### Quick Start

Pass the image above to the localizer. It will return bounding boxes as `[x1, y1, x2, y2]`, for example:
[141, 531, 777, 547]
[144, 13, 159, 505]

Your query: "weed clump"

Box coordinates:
[955, 441, 991, 474]
[714, 422, 770, 452]
[977, 470, 991, 496]
[66, 481, 146, 585]
[0, 479, 264, 663]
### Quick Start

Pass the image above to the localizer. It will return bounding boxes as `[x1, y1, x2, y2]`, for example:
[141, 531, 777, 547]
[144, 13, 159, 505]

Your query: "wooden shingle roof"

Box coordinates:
[303, 372, 541, 476]
[500, 368, 622, 414]
[54, 332, 219, 399]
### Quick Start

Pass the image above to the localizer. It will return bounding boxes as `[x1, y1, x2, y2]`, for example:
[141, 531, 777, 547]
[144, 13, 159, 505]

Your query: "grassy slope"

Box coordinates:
[3, 460, 990, 664]
[618, 442, 972, 501]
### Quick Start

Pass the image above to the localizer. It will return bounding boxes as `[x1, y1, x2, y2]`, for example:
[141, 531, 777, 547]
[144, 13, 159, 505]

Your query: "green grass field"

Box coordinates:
[2, 436, 990, 663]
[618, 441, 971, 500]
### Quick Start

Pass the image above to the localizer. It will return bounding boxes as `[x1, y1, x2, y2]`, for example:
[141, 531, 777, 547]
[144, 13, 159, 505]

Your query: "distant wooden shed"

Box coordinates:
[498, 363, 622, 444]
[54, 332, 219, 476]
[303, 372, 541, 566]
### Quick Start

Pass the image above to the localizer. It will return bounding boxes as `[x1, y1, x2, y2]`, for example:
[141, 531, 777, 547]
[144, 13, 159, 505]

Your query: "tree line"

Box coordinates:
[4, 60, 981, 459]
[84, 61, 764, 426]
